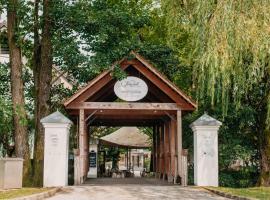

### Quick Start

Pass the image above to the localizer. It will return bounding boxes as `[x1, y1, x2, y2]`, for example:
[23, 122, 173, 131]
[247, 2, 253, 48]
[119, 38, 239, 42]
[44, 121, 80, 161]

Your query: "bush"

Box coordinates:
[219, 167, 259, 188]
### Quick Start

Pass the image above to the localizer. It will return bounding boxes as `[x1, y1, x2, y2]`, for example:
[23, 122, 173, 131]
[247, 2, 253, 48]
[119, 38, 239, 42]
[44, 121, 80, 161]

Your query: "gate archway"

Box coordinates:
[64, 51, 197, 185]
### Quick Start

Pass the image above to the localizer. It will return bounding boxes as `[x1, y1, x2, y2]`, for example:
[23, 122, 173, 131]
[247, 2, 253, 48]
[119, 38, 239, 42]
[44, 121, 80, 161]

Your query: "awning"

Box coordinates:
[99, 127, 151, 148]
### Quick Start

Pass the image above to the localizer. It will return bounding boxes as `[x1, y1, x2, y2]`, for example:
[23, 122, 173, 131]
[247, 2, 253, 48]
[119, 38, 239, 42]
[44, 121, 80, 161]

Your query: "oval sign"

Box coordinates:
[114, 76, 148, 101]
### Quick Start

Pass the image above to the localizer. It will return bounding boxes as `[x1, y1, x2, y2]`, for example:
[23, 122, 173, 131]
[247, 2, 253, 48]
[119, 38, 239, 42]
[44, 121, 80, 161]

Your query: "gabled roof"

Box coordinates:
[99, 127, 151, 148]
[64, 51, 197, 110]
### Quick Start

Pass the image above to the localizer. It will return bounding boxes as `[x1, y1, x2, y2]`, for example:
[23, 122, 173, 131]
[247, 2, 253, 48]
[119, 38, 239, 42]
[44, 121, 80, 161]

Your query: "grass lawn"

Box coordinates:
[208, 187, 270, 200]
[0, 188, 50, 199]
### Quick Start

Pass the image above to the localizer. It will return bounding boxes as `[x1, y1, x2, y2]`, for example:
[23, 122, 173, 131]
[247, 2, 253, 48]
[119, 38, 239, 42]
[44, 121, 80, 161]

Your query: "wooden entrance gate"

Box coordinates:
[64, 51, 196, 185]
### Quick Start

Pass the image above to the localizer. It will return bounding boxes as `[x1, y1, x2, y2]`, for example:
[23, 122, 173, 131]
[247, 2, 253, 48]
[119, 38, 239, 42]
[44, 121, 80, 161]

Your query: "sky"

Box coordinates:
[0, 10, 6, 22]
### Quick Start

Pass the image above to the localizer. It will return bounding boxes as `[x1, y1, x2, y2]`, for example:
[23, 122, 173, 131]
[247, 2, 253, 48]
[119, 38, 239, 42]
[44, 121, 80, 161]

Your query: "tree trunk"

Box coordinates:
[258, 96, 270, 186]
[7, 0, 31, 185]
[32, 0, 53, 186]
[259, 136, 270, 186]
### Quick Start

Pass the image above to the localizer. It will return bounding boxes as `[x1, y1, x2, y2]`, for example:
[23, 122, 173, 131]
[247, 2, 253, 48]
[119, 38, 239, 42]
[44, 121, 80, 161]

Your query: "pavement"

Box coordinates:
[46, 178, 229, 200]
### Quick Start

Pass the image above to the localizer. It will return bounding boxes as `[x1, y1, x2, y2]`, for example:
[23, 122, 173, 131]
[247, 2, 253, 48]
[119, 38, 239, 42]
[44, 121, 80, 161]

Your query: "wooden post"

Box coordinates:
[85, 125, 89, 177]
[169, 119, 176, 183]
[129, 148, 131, 170]
[176, 110, 183, 185]
[170, 119, 178, 184]
[125, 148, 128, 170]
[156, 125, 160, 178]
[164, 121, 170, 180]
[160, 124, 164, 179]
[73, 117, 80, 185]
[79, 109, 87, 183]
[152, 125, 156, 173]
[163, 123, 166, 180]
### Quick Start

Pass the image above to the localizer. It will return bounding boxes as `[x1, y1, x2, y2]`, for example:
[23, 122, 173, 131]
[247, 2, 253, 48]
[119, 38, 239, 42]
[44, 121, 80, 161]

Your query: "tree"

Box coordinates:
[6, 0, 31, 184]
[32, 0, 53, 186]
[162, 0, 270, 186]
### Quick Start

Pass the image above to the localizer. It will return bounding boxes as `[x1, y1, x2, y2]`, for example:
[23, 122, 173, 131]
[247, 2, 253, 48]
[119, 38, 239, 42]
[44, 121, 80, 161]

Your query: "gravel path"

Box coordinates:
[46, 178, 229, 200]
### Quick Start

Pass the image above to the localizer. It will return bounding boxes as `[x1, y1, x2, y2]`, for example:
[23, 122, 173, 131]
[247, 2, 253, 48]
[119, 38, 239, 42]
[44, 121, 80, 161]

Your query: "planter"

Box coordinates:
[0, 158, 23, 189]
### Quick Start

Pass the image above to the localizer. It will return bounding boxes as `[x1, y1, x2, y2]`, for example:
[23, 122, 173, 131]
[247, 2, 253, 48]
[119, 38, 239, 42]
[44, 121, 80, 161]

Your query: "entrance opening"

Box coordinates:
[88, 126, 152, 181]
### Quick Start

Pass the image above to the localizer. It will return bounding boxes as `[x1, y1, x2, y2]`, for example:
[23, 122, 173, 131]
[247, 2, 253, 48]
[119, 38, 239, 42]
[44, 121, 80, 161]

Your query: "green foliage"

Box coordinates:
[220, 167, 259, 188]
[105, 147, 121, 169]
[50, 83, 76, 112]
[0, 64, 13, 156]
[163, 0, 270, 120]
[218, 106, 258, 170]
[0, 98, 13, 156]
[51, 0, 152, 83]
[111, 64, 127, 80]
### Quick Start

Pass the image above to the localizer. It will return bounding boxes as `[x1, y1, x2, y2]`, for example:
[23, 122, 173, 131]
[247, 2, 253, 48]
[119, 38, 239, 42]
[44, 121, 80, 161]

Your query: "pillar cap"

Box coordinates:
[190, 113, 222, 128]
[40, 111, 73, 125]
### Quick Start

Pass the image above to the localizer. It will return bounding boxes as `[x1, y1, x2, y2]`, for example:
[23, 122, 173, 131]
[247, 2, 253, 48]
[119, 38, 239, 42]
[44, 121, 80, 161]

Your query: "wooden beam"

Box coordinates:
[85, 110, 97, 122]
[152, 126, 156, 173]
[93, 115, 164, 120]
[79, 109, 85, 184]
[163, 123, 166, 180]
[156, 125, 160, 175]
[170, 119, 177, 183]
[67, 109, 174, 116]
[66, 102, 181, 111]
[90, 119, 160, 127]
[164, 121, 170, 180]
[176, 110, 183, 185]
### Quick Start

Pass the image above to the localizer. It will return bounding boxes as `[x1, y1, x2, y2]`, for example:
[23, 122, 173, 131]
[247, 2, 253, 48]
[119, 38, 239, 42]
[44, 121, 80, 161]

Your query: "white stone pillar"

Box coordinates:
[190, 114, 222, 187]
[41, 111, 73, 187]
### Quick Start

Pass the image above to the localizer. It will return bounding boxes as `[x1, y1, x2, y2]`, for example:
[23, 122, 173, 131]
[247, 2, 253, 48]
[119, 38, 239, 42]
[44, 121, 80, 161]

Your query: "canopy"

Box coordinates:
[99, 127, 151, 148]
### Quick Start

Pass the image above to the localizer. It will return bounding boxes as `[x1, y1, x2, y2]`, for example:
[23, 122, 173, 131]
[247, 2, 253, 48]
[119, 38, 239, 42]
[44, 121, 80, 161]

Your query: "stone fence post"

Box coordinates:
[41, 111, 73, 187]
[190, 114, 222, 187]
[0, 158, 23, 189]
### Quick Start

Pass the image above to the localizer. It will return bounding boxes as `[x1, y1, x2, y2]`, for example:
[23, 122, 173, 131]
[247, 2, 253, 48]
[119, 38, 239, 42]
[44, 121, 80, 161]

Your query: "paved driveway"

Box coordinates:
[46, 178, 229, 200]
